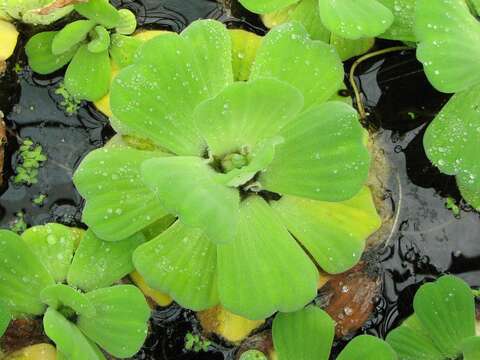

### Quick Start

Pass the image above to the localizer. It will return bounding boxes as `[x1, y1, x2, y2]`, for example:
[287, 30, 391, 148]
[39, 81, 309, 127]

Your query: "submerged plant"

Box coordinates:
[73, 19, 381, 319]
[0, 223, 150, 359]
[272, 305, 397, 360]
[25, 0, 138, 101]
[415, 0, 480, 210]
[386, 275, 480, 359]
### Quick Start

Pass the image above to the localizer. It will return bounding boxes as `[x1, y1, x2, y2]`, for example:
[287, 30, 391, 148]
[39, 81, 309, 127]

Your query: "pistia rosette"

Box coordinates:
[25, 0, 138, 101]
[73, 19, 381, 319]
[0, 224, 150, 359]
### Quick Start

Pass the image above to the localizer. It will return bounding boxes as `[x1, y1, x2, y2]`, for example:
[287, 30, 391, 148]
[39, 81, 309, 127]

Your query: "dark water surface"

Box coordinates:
[0, 1, 479, 359]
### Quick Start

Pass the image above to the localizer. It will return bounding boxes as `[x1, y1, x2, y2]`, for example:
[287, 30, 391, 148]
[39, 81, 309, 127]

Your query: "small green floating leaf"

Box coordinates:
[133, 221, 219, 310]
[240, 350, 268, 360]
[65, 44, 111, 101]
[0, 303, 10, 337]
[74, 0, 121, 29]
[77, 285, 151, 358]
[336, 335, 397, 360]
[194, 78, 303, 156]
[115, 9, 137, 35]
[416, 0, 480, 93]
[238, 0, 298, 14]
[68, 230, 145, 292]
[272, 305, 334, 360]
[43, 308, 106, 360]
[217, 196, 318, 320]
[40, 284, 95, 317]
[52, 20, 96, 55]
[318, 0, 393, 40]
[423, 85, 480, 210]
[141, 156, 240, 244]
[88, 26, 111, 53]
[260, 101, 370, 202]
[26, 31, 79, 75]
[73, 147, 168, 241]
[250, 21, 343, 109]
[109, 33, 142, 68]
[0, 230, 54, 316]
[21, 223, 81, 283]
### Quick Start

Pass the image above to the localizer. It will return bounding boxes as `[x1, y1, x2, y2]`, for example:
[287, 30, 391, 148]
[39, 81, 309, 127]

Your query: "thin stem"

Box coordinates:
[349, 46, 412, 119]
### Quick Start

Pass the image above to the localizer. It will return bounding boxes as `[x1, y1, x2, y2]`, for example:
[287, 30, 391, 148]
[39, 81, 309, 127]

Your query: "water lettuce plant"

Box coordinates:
[272, 305, 397, 360]
[25, 0, 138, 101]
[386, 275, 480, 359]
[73, 19, 381, 319]
[0, 0, 72, 24]
[415, 0, 480, 210]
[0, 224, 150, 359]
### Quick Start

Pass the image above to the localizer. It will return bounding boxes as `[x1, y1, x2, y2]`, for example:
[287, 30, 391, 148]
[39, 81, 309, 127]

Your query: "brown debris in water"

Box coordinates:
[0, 61, 6, 76]
[37, 0, 87, 15]
[0, 318, 49, 354]
[317, 262, 380, 337]
[235, 330, 274, 360]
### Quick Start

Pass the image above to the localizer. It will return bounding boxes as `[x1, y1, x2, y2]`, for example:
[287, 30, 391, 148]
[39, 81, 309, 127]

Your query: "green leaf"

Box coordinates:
[73, 147, 168, 241]
[230, 29, 262, 81]
[194, 78, 303, 156]
[77, 285, 150, 358]
[377, 0, 416, 42]
[285, 0, 330, 42]
[111, 20, 232, 155]
[217, 196, 318, 320]
[412, 275, 476, 358]
[115, 9, 137, 35]
[0, 230, 54, 316]
[141, 156, 240, 244]
[240, 350, 268, 360]
[109, 33, 142, 68]
[87, 26, 111, 53]
[462, 336, 480, 360]
[415, 0, 480, 93]
[68, 230, 145, 292]
[250, 21, 343, 109]
[238, 0, 298, 13]
[260, 101, 370, 201]
[318, 0, 393, 40]
[74, 0, 120, 28]
[272, 305, 334, 360]
[337, 335, 397, 360]
[423, 85, 480, 209]
[330, 34, 374, 61]
[26, 31, 79, 75]
[386, 315, 444, 360]
[272, 186, 380, 274]
[21, 223, 81, 283]
[0, 303, 10, 337]
[43, 308, 106, 360]
[65, 44, 111, 101]
[40, 284, 96, 317]
[52, 20, 96, 55]
[133, 221, 218, 310]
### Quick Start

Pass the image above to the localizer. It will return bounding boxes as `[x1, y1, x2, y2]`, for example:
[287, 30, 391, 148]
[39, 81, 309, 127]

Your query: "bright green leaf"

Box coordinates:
[238, 0, 299, 13]
[26, 31, 79, 75]
[378, 0, 416, 42]
[415, 0, 480, 93]
[87, 26, 111, 53]
[330, 34, 374, 61]
[116, 9, 137, 35]
[0, 303, 10, 337]
[217, 196, 318, 320]
[109, 33, 142, 68]
[194, 78, 303, 156]
[318, 0, 393, 40]
[133, 221, 218, 310]
[111, 20, 232, 155]
[0, 230, 54, 316]
[272, 305, 334, 360]
[68, 230, 145, 292]
[462, 336, 480, 360]
[21, 223, 81, 283]
[272, 186, 380, 274]
[65, 45, 111, 101]
[43, 308, 106, 360]
[74, 0, 120, 28]
[337, 335, 397, 360]
[230, 29, 262, 81]
[423, 85, 480, 210]
[141, 156, 240, 244]
[52, 20, 95, 55]
[73, 147, 168, 241]
[77, 285, 150, 358]
[251, 21, 343, 109]
[40, 284, 95, 317]
[260, 101, 370, 201]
